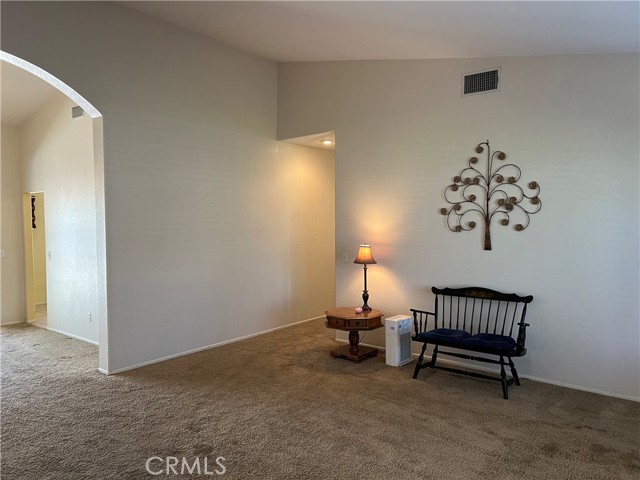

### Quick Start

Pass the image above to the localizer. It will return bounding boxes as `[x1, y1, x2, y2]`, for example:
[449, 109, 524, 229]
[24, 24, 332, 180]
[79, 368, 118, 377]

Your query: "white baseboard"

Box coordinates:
[518, 373, 639, 402]
[87, 316, 640, 402]
[29, 322, 98, 346]
[335, 332, 640, 402]
[100, 315, 325, 375]
[0, 320, 27, 327]
[414, 351, 640, 402]
[334, 338, 385, 352]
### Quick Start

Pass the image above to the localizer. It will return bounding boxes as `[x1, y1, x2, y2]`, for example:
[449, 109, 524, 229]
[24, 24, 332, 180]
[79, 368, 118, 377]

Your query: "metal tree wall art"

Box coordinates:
[440, 140, 542, 250]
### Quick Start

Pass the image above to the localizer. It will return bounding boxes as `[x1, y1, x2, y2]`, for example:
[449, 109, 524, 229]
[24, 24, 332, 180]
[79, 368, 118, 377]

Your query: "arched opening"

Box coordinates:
[1, 51, 108, 372]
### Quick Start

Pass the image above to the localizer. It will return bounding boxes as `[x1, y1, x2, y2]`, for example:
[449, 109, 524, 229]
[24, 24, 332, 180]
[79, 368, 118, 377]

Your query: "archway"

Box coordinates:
[1, 51, 108, 372]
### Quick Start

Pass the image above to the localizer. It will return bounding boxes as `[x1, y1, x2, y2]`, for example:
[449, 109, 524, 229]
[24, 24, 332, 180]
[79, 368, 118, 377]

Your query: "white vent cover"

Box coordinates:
[463, 68, 500, 96]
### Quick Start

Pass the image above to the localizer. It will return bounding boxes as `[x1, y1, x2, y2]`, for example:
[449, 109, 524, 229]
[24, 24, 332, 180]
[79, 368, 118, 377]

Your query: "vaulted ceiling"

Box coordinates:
[4, 2, 638, 128]
[122, 1, 639, 62]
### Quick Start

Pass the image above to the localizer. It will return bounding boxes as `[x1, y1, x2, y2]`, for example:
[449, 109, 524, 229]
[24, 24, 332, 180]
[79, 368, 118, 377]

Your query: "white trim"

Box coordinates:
[29, 322, 98, 346]
[520, 373, 639, 402]
[1, 51, 102, 118]
[0, 321, 27, 326]
[334, 338, 384, 352]
[414, 352, 640, 402]
[99, 315, 325, 375]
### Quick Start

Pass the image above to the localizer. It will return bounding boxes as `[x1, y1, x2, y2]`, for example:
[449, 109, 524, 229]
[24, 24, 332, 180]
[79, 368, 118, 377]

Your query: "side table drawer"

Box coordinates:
[326, 317, 346, 329]
[347, 318, 368, 329]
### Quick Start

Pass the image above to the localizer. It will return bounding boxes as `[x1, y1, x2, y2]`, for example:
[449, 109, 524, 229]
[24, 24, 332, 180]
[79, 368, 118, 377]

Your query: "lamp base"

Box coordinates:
[362, 291, 371, 311]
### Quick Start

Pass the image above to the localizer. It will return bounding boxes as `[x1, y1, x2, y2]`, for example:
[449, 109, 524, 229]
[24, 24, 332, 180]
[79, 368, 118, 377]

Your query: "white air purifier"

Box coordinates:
[385, 315, 413, 366]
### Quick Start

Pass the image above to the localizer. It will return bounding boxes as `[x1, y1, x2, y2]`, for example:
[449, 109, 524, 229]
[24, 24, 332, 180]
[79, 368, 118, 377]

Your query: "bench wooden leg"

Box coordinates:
[508, 357, 520, 386]
[413, 343, 428, 379]
[429, 344, 439, 368]
[500, 356, 509, 400]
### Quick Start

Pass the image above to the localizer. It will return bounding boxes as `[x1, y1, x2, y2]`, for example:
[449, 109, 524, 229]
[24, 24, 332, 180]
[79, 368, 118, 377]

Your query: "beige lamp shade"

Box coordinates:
[353, 244, 377, 265]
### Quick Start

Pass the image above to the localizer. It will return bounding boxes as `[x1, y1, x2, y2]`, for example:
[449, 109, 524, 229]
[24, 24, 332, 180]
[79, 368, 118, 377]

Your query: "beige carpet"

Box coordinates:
[1, 320, 638, 479]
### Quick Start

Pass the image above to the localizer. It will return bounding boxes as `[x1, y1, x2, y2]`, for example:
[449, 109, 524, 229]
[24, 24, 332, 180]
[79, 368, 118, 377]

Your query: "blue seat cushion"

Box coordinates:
[461, 333, 517, 353]
[417, 328, 471, 344]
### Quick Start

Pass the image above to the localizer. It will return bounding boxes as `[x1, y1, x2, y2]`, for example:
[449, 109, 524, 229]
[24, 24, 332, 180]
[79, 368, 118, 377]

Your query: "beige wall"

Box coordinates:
[276, 142, 336, 322]
[0, 125, 26, 324]
[278, 55, 640, 400]
[19, 93, 99, 343]
[2, 2, 335, 371]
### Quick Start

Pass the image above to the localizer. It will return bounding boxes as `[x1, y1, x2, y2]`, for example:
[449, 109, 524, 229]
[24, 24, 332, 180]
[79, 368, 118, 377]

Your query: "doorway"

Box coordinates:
[22, 192, 48, 326]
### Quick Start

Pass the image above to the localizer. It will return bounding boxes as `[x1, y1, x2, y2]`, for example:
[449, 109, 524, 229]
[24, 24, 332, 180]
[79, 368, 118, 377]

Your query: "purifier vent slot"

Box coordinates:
[399, 332, 412, 363]
[463, 68, 500, 95]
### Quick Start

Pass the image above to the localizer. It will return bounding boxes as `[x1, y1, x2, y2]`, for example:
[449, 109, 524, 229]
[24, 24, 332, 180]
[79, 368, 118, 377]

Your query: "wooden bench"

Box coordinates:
[411, 286, 533, 399]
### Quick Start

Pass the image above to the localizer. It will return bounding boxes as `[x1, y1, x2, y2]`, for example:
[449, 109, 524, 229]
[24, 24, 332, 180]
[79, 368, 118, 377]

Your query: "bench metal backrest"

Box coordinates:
[432, 286, 533, 338]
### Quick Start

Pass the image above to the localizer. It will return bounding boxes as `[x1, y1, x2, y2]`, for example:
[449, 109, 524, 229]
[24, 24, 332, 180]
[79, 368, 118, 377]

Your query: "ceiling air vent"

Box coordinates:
[71, 106, 84, 118]
[463, 68, 500, 96]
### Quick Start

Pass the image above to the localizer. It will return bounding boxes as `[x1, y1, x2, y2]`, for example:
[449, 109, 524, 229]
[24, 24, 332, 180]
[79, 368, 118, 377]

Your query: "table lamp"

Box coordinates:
[353, 244, 377, 311]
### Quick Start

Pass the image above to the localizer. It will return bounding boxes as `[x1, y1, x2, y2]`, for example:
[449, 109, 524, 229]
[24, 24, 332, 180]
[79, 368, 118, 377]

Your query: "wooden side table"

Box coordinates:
[325, 307, 384, 362]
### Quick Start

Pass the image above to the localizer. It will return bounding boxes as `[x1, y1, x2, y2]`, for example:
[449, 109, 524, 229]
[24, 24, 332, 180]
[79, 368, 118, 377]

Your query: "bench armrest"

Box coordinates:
[410, 308, 435, 334]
